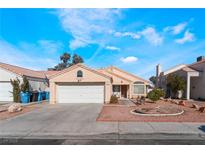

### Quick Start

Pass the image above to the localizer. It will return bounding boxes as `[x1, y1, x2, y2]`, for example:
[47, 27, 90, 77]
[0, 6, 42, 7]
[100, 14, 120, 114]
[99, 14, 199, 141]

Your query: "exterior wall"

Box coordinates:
[27, 77, 48, 91]
[0, 68, 22, 81]
[49, 66, 111, 104]
[190, 62, 205, 100]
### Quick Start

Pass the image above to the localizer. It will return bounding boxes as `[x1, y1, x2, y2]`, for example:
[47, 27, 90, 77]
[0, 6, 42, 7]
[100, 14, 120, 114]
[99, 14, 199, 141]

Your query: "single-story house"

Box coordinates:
[0, 62, 50, 102]
[156, 56, 205, 100]
[0, 62, 149, 104]
[49, 63, 149, 104]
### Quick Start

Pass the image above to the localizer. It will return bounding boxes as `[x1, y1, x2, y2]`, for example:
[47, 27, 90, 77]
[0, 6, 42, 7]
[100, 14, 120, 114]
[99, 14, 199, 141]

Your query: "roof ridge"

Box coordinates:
[106, 65, 149, 83]
[104, 70, 132, 82]
[48, 63, 111, 80]
[0, 62, 39, 72]
[0, 62, 46, 78]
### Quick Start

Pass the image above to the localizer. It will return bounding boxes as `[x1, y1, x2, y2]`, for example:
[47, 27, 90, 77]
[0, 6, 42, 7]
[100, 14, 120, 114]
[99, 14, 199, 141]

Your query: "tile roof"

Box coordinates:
[36, 70, 60, 78]
[0, 62, 46, 79]
[189, 59, 205, 67]
[181, 66, 199, 72]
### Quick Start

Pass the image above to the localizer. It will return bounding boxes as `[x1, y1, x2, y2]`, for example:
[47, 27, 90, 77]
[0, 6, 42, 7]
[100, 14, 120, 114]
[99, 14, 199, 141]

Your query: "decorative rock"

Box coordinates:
[8, 103, 22, 113]
[179, 100, 186, 106]
[191, 103, 199, 109]
[167, 98, 172, 102]
[199, 107, 205, 113]
[160, 97, 165, 100]
[174, 100, 179, 105]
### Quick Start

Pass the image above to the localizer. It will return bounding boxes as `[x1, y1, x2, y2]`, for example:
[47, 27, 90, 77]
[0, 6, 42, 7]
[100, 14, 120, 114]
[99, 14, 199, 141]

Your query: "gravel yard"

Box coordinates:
[97, 100, 205, 122]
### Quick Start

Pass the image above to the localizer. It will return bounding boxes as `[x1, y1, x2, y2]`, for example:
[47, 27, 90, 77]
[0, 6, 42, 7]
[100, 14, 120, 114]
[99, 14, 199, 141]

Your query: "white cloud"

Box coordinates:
[38, 40, 63, 54]
[105, 46, 121, 51]
[0, 39, 59, 70]
[139, 27, 163, 46]
[56, 9, 121, 50]
[114, 31, 141, 39]
[175, 31, 195, 44]
[120, 56, 138, 63]
[164, 22, 187, 35]
[113, 27, 162, 46]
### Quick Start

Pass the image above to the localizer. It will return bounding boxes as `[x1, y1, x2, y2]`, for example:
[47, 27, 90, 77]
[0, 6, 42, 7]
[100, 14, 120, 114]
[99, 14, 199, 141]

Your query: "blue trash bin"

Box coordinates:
[20, 92, 30, 104]
[45, 91, 49, 100]
[41, 91, 46, 100]
[37, 91, 43, 102]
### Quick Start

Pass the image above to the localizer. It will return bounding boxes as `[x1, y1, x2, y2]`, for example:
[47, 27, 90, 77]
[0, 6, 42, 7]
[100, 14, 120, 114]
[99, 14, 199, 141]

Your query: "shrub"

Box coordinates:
[10, 78, 21, 102]
[21, 76, 30, 93]
[110, 95, 118, 104]
[147, 88, 165, 102]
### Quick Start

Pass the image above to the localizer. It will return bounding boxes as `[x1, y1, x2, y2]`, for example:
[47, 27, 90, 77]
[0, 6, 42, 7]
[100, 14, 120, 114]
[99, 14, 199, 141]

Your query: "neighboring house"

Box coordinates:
[0, 62, 49, 102]
[156, 56, 205, 100]
[49, 63, 149, 104]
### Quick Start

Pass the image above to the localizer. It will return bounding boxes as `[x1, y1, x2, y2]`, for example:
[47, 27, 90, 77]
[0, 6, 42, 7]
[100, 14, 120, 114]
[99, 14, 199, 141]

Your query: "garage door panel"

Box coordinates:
[0, 82, 13, 102]
[57, 85, 104, 103]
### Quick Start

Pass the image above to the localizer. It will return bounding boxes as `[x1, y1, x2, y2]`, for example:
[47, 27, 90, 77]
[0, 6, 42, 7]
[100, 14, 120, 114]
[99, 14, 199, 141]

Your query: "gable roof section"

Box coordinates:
[104, 66, 149, 84]
[181, 66, 199, 72]
[48, 63, 111, 80]
[0, 62, 46, 79]
[98, 69, 132, 82]
[162, 64, 187, 75]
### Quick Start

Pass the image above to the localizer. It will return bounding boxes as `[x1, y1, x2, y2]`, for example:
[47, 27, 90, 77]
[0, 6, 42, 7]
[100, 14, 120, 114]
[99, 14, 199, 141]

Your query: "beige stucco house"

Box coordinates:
[48, 63, 149, 104]
[156, 56, 205, 100]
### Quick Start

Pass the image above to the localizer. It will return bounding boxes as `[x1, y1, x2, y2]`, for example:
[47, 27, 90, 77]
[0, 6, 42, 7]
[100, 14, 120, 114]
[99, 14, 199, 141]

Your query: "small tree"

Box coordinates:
[147, 88, 165, 102]
[49, 52, 84, 70]
[72, 54, 84, 65]
[10, 78, 21, 102]
[166, 74, 185, 98]
[149, 76, 156, 86]
[21, 76, 30, 93]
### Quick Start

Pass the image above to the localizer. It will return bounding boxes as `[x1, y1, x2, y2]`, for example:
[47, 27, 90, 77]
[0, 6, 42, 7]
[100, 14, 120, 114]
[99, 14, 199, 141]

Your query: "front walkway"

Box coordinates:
[118, 98, 135, 106]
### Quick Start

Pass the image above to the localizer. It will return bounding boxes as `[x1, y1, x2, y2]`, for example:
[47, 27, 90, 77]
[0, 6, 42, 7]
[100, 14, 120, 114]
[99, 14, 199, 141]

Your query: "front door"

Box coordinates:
[121, 85, 127, 98]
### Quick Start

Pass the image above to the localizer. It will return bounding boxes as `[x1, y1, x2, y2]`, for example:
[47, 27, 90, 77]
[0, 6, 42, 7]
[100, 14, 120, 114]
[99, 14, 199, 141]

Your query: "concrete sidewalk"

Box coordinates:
[0, 103, 205, 144]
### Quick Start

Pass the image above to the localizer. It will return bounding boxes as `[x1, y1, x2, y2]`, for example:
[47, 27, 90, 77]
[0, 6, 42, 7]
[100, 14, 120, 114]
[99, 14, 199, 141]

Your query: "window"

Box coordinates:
[133, 82, 145, 94]
[113, 85, 120, 92]
[77, 70, 83, 77]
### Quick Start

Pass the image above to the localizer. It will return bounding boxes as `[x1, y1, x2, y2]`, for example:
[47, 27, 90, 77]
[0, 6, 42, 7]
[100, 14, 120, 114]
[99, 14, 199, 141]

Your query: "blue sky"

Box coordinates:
[0, 9, 205, 79]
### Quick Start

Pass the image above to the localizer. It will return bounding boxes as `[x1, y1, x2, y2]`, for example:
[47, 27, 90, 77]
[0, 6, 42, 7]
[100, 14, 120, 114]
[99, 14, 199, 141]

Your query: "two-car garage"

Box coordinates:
[56, 84, 105, 104]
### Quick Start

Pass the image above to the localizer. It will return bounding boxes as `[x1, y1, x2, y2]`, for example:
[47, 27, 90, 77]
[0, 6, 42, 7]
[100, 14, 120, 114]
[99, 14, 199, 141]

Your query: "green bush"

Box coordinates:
[10, 78, 21, 102]
[110, 95, 118, 104]
[147, 88, 165, 102]
[21, 76, 30, 93]
[166, 74, 185, 97]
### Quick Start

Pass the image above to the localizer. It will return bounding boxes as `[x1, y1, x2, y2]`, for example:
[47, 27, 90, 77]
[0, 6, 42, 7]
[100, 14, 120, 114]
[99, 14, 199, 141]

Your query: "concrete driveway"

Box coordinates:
[0, 103, 118, 139]
[0, 103, 205, 144]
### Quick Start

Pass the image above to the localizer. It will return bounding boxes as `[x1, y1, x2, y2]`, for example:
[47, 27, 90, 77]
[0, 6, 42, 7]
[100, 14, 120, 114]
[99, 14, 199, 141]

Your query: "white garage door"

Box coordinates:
[57, 84, 104, 103]
[0, 82, 13, 102]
